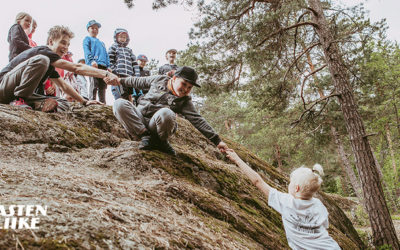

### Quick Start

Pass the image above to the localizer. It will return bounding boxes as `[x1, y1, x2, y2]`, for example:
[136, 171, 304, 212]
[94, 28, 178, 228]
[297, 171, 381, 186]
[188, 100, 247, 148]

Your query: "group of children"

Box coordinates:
[7, 13, 180, 106]
[2, 12, 342, 250]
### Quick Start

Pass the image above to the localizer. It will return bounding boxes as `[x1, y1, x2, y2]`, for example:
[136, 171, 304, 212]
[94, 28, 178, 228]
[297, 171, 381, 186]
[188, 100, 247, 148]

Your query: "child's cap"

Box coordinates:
[137, 54, 148, 62]
[86, 20, 101, 30]
[166, 49, 177, 55]
[78, 58, 85, 64]
[114, 28, 129, 37]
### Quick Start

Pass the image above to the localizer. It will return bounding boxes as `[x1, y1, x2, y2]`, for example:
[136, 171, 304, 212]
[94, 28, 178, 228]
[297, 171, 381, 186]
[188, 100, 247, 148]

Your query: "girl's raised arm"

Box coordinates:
[226, 150, 271, 198]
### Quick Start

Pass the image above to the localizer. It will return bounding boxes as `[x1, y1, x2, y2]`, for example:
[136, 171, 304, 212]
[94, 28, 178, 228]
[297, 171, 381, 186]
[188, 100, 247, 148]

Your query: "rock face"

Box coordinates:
[0, 104, 364, 249]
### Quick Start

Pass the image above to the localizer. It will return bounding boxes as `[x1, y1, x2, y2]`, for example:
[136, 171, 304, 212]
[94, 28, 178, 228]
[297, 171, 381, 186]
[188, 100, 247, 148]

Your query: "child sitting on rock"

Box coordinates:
[226, 150, 340, 250]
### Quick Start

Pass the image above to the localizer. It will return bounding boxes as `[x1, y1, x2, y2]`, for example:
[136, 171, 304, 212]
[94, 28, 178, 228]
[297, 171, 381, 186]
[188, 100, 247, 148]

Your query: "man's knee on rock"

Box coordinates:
[31, 55, 50, 68]
[113, 98, 130, 115]
[156, 108, 177, 140]
[158, 108, 175, 121]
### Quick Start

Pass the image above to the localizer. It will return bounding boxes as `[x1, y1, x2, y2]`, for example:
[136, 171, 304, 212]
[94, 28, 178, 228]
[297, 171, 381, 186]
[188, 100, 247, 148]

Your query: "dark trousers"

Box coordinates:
[89, 65, 107, 104]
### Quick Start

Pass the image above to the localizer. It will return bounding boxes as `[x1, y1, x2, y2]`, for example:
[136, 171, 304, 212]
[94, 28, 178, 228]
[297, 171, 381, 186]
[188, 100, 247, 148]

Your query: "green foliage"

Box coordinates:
[391, 214, 400, 220]
[353, 205, 370, 227]
[146, 58, 160, 75]
[355, 229, 370, 248]
[334, 177, 345, 196]
[377, 244, 394, 250]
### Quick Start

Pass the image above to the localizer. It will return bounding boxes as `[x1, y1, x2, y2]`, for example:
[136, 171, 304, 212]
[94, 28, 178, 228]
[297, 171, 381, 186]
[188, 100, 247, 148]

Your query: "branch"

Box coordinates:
[306, 7, 318, 17]
[300, 64, 327, 109]
[294, 11, 311, 73]
[228, 1, 256, 20]
[291, 93, 340, 127]
[364, 133, 378, 138]
[257, 22, 319, 47]
[283, 42, 321, 83]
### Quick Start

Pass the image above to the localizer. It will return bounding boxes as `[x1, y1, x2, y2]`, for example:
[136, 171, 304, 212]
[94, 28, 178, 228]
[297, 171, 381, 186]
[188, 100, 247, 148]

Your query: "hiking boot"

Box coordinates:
[158, 140, 176, 156]
[138, 134, 176, 156]
[139, 135, 156, 150]
[9, 98, 32, 109]
[34, 98, 58, 112]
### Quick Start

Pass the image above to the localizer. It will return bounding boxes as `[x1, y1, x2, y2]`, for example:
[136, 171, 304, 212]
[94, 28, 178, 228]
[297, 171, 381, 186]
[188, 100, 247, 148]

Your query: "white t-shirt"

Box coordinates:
[268, 188, 341, 250]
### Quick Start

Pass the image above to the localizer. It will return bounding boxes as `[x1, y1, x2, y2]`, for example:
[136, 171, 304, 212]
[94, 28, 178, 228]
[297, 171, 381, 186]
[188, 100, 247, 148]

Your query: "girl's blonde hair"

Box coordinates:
[15, 12, 32, 24]
[290, 164, 324, 198]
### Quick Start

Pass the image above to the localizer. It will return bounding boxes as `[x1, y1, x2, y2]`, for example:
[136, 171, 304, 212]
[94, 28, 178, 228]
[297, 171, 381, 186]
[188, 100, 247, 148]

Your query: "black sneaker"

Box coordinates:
[158, 140, 176, 156]
[139, 135, 154, 150]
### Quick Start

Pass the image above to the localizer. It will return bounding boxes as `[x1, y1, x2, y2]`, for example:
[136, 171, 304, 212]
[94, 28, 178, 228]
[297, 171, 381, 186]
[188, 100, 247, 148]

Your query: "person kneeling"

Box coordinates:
[109, 66, 228, 156]
[0, 25, 119, 112]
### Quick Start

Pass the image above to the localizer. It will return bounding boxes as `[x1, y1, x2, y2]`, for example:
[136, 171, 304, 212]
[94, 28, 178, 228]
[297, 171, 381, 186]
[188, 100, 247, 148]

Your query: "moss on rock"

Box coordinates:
[0, 104, 364, 249]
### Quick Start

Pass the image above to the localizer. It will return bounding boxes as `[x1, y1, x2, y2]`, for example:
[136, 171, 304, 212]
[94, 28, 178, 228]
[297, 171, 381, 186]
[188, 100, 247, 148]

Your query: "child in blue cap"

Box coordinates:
[83, 20, 110, 104]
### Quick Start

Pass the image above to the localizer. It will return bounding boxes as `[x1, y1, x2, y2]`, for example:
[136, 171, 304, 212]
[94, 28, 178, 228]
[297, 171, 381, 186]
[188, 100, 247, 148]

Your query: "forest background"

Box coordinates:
[136, 0, 400, 248]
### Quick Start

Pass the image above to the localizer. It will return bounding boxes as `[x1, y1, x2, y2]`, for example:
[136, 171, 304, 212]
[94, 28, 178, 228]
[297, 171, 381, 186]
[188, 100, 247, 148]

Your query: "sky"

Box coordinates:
[0, 0, 399, 105]
[340, 0, 400, 41]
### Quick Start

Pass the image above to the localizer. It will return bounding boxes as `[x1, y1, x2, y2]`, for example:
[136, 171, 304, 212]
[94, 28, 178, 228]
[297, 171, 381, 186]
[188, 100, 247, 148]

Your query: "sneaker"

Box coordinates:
[138, 135, 176, 156]
[139, 135, 156, 150]
[10, 98, 32, 109]
[34, 98, 58, 112]
[158, 140, 176, 156]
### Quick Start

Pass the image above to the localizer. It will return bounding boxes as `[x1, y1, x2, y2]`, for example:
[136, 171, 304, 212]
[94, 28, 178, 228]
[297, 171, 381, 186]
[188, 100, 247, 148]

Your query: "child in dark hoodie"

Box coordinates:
[8, 12, 32, 61]
[108, 28, 137, 102]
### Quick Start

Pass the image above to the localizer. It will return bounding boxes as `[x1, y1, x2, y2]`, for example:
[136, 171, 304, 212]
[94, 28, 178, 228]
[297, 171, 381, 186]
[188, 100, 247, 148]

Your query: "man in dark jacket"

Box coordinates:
[110, 66, 228, 155]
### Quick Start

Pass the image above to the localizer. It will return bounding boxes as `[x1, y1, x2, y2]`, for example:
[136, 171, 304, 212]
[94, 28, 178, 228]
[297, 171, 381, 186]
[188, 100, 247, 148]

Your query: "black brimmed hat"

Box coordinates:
[174, 66, 200, 87]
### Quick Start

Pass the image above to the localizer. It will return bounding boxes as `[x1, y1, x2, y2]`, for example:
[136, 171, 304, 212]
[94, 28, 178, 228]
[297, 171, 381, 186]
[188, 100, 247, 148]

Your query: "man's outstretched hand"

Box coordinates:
[104, 73, 120, 86]
[217, 141, 229, 153]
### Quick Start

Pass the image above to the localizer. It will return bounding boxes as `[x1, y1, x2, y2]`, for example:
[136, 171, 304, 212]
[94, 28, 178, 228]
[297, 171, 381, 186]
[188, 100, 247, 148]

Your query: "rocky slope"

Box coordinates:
[0, 104, 364, 249]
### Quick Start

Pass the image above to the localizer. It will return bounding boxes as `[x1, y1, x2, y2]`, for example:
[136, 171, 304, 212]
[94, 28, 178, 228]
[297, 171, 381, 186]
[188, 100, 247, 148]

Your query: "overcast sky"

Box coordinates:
[0, 0, 398, 105]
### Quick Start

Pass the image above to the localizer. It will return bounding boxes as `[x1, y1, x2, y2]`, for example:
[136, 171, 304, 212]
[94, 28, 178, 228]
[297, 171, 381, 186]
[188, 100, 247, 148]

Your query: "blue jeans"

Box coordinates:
[111, 85, 122, 100]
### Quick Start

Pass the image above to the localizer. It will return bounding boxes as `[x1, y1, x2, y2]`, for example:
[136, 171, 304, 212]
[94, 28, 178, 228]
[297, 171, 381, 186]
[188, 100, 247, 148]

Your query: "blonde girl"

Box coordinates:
[226, 150, 340, 250]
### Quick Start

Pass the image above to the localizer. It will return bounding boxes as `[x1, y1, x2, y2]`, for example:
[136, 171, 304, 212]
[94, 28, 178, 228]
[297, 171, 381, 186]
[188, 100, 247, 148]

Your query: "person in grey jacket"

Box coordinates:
[109, 66, 229, 155]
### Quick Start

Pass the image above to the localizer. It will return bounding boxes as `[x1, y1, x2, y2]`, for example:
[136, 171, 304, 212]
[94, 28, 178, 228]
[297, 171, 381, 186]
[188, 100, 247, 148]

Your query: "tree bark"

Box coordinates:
[393, 102, 400, 138]
[331, 126, 364, 203]
[385, 123, 398, 179]
[274, 144, 283, 172]
[308, 0, 400, 247]
[303, 42, 354, 197]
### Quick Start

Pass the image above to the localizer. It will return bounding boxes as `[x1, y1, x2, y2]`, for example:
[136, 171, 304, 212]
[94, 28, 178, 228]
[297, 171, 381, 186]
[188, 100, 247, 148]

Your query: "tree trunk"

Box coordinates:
[303, 42, 354, 196]
[308, 0, 400, 247]
[393, 102, 400, 138]
[274, 144, 283, 172]
[385, 123, 398, 179]
[331, 126, 364, 205]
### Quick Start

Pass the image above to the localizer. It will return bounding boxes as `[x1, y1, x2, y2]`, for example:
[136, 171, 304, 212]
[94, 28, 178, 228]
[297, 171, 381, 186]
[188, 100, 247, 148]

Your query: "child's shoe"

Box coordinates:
[9, 98, 32, 109]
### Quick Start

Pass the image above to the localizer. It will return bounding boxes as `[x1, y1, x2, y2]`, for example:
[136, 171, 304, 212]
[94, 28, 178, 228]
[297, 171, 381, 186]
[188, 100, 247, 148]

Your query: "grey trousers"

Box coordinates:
[0, 55, 49, 104]
[113, 98, 177, 141]
[0, 55, 70, 111]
